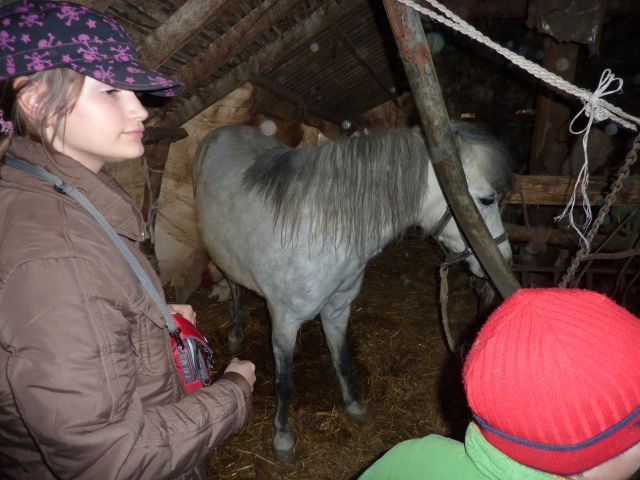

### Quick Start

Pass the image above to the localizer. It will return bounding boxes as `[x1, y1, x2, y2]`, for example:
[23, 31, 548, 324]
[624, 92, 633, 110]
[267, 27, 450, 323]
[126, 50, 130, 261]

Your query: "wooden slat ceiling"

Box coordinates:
[1, 0, 639, 129]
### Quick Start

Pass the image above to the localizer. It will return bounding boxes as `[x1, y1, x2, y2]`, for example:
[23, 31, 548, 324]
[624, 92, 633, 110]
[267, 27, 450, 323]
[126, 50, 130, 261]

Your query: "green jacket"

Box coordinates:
[359, 423, 567, 480]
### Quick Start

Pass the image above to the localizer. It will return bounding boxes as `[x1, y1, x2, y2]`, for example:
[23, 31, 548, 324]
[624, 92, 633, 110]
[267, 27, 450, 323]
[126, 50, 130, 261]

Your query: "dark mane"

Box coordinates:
[243, 128, 429, 253]
[243, 123, 512, 252]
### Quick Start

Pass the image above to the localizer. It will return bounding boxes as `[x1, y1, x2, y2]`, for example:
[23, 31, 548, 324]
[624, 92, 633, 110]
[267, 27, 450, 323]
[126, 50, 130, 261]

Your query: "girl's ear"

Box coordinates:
[14, 76, 56, 129]
[13, 76, 39, 119]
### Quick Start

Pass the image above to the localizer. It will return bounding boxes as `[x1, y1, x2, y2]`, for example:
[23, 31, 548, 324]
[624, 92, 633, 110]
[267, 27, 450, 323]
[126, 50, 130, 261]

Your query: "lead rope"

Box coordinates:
[438, 263, 456, 354]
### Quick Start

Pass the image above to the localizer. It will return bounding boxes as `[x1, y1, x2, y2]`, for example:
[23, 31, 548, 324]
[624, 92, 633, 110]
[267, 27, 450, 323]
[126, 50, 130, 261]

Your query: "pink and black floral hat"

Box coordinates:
[0, 0, 184, 97]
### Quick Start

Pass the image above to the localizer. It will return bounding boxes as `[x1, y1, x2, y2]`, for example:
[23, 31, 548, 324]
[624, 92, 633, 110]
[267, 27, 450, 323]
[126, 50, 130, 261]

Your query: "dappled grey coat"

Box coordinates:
[0, 137, 252, 479]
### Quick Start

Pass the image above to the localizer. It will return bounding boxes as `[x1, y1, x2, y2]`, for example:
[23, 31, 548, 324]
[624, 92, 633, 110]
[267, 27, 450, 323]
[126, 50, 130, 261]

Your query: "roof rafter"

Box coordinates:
[155, 0, 361, 128]
[173, 0, 301, 88]
[137, 0, 227, 68]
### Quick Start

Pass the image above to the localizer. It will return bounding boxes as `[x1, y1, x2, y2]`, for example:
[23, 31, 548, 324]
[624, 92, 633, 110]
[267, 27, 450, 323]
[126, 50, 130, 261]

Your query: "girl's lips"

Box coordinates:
[124, 130, 144, 139]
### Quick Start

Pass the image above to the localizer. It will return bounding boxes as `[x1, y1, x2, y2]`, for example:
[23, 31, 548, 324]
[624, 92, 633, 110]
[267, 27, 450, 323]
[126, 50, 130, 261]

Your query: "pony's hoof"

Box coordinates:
[227, 332, 244, 354]
[345, 401, 372, 424]
[273, 431, 294, 460]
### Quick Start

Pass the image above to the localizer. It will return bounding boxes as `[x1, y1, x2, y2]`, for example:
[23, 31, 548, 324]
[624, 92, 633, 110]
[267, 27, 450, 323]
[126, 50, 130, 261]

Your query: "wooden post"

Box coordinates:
[382, 0, 519, 298]
[529, 38, 579, 175]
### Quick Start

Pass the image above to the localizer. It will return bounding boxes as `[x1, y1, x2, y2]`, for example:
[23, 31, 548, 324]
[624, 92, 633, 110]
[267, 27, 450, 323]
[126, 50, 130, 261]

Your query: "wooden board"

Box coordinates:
[505, 174, 640, 206]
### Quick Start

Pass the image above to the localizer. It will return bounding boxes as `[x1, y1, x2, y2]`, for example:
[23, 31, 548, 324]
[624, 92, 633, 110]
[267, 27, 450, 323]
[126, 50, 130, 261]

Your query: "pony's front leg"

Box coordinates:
[320, 288, 369, 422]
[270, 313, 299, 457]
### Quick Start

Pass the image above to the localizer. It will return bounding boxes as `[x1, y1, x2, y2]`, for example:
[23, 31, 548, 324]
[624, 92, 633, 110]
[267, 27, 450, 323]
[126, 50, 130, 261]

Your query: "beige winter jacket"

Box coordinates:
[0, 137, 252, 479]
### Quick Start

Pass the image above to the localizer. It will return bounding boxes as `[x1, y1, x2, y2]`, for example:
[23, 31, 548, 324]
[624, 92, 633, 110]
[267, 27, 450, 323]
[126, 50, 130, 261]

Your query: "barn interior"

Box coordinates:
[9, 0, 640, 478]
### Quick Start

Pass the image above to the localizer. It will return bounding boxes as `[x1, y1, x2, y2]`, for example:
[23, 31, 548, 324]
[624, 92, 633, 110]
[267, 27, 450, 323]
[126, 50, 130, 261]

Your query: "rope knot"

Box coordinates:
[584, 100, 610, 124]
[574, 70, 622, 128]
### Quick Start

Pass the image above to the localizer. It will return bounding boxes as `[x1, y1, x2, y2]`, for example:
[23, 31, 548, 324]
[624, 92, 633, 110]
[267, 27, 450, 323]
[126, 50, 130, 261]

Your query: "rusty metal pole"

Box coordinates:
[382, 0, 519, 298]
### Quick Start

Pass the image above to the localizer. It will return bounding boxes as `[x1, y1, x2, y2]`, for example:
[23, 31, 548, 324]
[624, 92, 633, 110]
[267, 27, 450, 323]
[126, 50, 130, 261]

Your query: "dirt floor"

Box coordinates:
[190, 230, 482, 479]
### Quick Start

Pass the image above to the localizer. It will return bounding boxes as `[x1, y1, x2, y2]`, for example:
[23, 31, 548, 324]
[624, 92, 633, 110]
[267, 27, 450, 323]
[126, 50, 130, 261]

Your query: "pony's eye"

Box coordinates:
[479, 196, 496, 206]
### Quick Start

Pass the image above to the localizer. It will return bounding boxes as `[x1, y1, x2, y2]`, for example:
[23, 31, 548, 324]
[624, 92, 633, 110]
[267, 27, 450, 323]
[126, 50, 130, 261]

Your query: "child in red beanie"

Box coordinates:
[359, 288, 640, 480]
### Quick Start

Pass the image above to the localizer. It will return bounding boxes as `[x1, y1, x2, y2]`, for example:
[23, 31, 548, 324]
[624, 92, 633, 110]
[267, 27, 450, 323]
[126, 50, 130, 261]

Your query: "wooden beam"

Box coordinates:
[505, 174, 640, 206]
[137, 0, 227, 68]
[174, 0, 300, 88]
[330, 24, 399, 107]
[383, 0, 519, 298]
[252, 74, 346, 130]
[529, 39, 579, 175]
[142, 126, 188, 145]
[251, 83, 341, 139]
[505, 223, 633, 251]
[155, 0, 360, 128]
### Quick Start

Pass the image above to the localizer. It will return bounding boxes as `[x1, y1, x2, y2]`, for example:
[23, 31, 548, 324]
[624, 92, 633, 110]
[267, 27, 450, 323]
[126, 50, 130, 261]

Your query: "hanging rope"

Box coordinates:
[555, 69, 626, 251]
[559, 132, 640, 287]
[143, 156, 162, 244]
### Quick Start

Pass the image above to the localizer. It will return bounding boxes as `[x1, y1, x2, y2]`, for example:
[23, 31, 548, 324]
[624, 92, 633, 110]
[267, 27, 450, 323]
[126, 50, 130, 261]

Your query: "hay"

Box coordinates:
[191, 230, 480, 479]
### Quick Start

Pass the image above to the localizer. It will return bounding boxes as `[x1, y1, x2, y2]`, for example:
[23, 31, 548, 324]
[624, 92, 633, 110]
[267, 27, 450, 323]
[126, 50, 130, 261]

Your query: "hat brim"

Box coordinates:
[71, 58, 184, 97]
[475, 409, 640, 475]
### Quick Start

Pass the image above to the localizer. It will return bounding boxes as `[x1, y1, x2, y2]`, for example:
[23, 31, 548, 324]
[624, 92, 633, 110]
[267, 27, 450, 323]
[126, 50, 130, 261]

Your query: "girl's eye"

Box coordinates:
[102, 89, 119, 96]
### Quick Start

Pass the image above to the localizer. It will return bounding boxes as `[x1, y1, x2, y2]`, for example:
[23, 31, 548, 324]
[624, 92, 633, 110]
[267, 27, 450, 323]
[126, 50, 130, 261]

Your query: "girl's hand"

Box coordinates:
[224, 358, 256, 391]
[167, 304, 196, 325]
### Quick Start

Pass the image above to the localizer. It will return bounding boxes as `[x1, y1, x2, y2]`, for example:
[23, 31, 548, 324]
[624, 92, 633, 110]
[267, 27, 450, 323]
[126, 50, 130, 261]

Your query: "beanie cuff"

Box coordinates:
[474, 408, 640, 475]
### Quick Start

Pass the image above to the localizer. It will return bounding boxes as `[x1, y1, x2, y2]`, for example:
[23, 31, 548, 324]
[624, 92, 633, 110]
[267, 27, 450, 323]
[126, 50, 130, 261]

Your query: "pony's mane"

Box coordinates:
[243, 128, 428, 253]
[243, 124, 512, 253]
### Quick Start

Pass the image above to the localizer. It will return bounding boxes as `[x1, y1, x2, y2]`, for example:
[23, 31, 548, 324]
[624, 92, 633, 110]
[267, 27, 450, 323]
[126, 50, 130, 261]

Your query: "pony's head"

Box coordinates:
[421, 123, 513, 278]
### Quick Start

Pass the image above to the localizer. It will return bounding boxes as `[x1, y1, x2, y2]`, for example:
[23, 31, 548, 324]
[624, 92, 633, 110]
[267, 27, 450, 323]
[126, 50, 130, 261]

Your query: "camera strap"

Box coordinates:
[4, 155, 183, 344]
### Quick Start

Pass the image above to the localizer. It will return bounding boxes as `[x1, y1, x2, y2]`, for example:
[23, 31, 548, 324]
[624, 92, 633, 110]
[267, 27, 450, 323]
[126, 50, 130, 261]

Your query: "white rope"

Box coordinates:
[395, 0, 640, 131]
[554, 69, 625, 251]
[396, 0, 640, 252]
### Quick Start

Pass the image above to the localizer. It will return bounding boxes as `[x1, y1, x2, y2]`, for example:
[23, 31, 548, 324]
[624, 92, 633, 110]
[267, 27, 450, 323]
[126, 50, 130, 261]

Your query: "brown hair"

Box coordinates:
[0, 68, 85, 153]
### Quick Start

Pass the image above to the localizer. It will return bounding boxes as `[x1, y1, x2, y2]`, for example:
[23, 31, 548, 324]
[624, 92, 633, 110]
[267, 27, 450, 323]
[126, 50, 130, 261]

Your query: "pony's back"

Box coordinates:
[192, 125, 281, 192]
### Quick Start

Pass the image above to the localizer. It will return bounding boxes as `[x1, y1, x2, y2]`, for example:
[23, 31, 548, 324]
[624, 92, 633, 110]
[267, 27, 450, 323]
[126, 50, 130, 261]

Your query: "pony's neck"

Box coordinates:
[417, 161, 449, 235]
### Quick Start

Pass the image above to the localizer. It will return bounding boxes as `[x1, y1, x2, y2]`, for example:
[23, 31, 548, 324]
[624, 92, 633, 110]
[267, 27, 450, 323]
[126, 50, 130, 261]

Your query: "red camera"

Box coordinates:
[170, 314, 215, 394]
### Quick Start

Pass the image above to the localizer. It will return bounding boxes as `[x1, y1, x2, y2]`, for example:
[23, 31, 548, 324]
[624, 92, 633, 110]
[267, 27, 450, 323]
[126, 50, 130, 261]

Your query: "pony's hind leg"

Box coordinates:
[227, 282, 244, 353]
[320, 279, 369, 422]
[269, 308, 300, 458]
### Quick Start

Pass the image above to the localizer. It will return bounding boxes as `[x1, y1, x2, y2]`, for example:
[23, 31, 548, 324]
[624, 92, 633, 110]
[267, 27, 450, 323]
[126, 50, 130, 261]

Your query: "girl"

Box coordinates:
[0, 2, 255, 479]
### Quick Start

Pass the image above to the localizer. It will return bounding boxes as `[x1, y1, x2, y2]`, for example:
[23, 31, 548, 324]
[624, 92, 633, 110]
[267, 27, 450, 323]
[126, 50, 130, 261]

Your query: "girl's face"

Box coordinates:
[48, 76, 148, 173]
[576, 442, 640, 480]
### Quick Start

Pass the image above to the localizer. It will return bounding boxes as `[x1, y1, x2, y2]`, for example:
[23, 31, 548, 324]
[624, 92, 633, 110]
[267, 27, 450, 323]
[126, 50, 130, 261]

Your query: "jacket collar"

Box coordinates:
[2, 136, 146, 242]
[466, 423, 569, 480]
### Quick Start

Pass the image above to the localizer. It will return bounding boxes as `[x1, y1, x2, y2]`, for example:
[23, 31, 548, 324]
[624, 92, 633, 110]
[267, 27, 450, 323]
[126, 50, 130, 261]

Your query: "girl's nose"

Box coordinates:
[127, 91, 149, 122]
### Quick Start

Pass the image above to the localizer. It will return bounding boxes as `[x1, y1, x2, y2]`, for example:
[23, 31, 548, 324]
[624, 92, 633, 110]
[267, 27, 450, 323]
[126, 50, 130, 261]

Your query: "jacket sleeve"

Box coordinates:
[0, 257, 252, 479]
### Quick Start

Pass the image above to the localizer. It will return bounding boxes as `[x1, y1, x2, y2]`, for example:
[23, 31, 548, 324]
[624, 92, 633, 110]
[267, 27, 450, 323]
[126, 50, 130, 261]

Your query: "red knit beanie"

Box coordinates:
[463, 288, 640, 475]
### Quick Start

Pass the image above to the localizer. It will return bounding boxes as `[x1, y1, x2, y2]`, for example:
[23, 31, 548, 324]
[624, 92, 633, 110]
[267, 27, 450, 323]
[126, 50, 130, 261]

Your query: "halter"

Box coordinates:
[430, 206, 509, 266]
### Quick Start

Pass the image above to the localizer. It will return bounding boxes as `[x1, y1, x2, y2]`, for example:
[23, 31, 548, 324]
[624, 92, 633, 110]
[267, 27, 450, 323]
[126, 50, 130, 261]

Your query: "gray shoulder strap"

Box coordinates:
[4, 155, 180, 337]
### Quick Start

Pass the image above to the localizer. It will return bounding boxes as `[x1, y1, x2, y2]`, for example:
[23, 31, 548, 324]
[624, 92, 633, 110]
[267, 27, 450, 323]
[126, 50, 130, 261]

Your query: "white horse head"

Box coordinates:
[420, 124, 513, 278]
